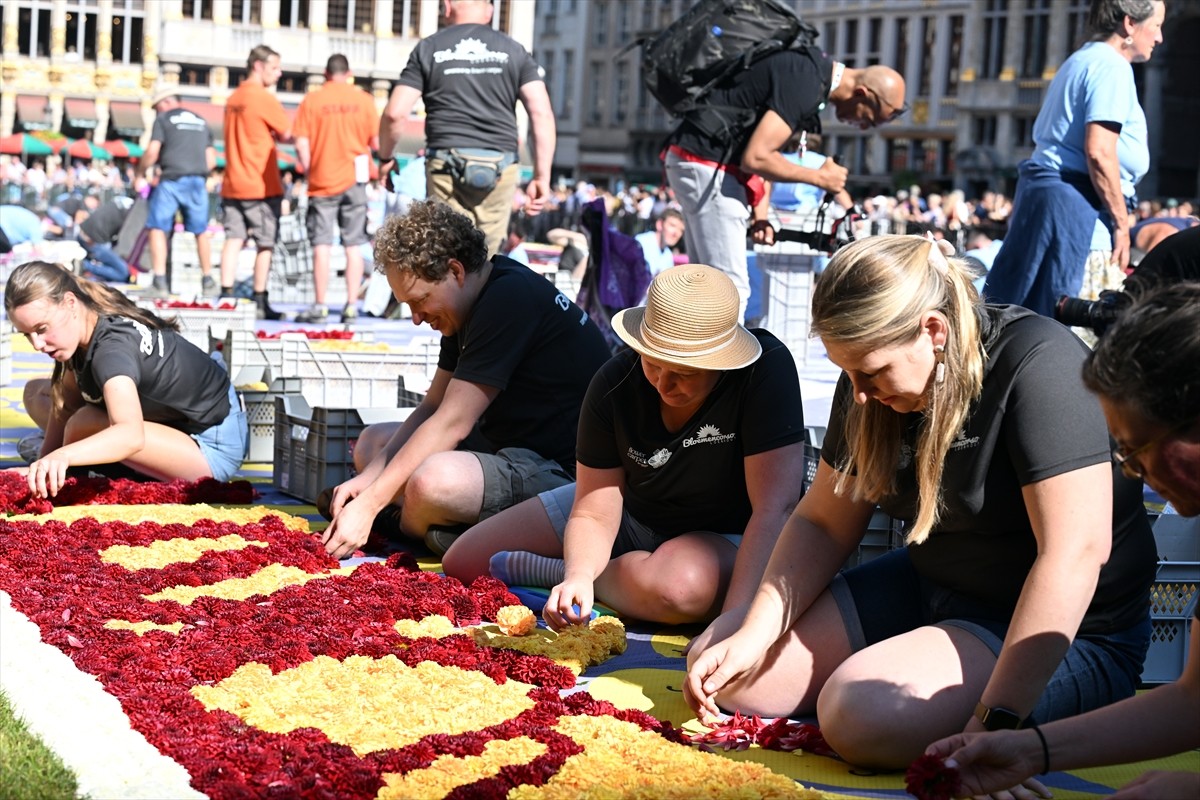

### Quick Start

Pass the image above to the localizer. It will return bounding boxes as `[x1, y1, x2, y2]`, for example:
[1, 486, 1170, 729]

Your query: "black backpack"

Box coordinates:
[638, 0, 819, 122]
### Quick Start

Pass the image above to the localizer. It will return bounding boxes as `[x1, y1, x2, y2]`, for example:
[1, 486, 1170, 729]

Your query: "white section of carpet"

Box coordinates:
[0, 592, 206, 800]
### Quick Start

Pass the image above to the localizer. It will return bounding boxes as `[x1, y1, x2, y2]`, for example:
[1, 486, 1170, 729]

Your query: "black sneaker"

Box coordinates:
[295, 304, 329, 323]
[255, 302, 283, 321]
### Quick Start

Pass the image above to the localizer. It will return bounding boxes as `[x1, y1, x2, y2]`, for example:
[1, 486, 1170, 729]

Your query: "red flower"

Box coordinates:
[906, 753, 962, 800]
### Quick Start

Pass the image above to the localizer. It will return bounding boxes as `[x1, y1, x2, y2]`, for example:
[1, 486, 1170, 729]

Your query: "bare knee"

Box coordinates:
[62, 405, 111, 444]
[353, 424, 394, 470]
[624, 559, 719, 624]
[817, 673, 913, 768]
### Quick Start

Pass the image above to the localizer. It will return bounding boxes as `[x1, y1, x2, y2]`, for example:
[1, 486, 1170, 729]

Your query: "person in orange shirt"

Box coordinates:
[294, 54, 379, 324]
[218, 44, 292, 320]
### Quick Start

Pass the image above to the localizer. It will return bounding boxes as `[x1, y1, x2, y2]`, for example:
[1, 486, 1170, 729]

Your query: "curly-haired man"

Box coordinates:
[319, 201, 611, 559]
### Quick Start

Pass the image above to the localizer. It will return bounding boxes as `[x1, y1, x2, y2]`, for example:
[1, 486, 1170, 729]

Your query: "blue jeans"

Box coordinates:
[77, 237, 130, 283]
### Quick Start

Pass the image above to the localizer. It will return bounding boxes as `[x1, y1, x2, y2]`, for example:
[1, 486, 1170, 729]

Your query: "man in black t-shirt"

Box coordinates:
[378, 0, 556, 256]
[664, 52, 906, 319]
[77, 196, 136, 284]
[138, 88, 218, 298]
[319, 201, 611, 560]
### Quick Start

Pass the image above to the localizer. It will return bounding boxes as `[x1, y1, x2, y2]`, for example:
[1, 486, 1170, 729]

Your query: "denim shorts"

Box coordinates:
[147, 176, 209, 234]
[831, 547, 1152, 725]
[539, 482, 742, 554]
[191, 377, 249, 482]
[473, 448, 572, 520]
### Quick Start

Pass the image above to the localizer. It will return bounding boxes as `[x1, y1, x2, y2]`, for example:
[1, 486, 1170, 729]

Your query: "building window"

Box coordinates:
[823, 21, 837, 56]
[1065, 0, 1089, 52]
[866, 17, 882, 67]
[180, 64, 211, 87]
[228, 68, 248, 86]
[945, 15, 964, 97]
[542, 50, 556, 109]
[593, 1, 607, 46]
[587, 60, 604, 126]
[918, 17, 935, 97]
[495, 0, 511, 34]
[843, 19, 858, 68]
[974, 115, 998, 147]
[639, 1, 654, 34]
[1013, 116, 1037, 148]
[111, 0, 145, 65]
[16, 2, 52, 58]
[981, 0, 1008, 80]
[328, 0, 374, 33]
[65, 2, 99, 61]
[617, 1, 632, 44]
[231, 0, 261, 25]
[562, 50, 575, 120]
[391, 0, 421, 38]
[894, 18, 908, 79]
[889, 138, 912, 172]
[279, 0, 309, 29]
[182, 0, 214, 20]
[278, 72, 308, 94]
[613, 60, 629, 124]
[1021, 0, 1051, 78]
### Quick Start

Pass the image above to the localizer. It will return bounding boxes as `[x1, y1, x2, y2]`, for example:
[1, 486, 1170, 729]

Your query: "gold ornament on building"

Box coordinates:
[94, 68, 112, 91]
[912, 100, 930, 126]
[98, 32, 112, 58]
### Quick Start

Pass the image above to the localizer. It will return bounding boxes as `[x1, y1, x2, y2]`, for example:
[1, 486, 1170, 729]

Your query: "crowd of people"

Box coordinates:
[2, 1, 1199, 796]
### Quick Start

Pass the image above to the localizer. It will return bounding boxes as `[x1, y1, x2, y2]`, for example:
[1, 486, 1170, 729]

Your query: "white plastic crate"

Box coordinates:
[752, 245, 818, 367]
[0, 328, 11, 387]
[277, 336, 440, 408]
[272, 396, 412, 503]
[136, 299, 257, 353]
[222, 329, 374, 377]
[234, 369, 305, 463]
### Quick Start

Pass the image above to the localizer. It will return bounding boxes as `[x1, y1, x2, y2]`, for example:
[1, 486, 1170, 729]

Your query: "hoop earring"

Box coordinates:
[1124, 35, 1134, 46]
[934, 344, 946, 385]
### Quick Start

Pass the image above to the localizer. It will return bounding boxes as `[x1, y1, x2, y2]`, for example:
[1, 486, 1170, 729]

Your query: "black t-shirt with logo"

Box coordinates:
[151, 106, 213, 181]
[437, 256, 611, 473]
[79, 197, 134, 245]
[398, 22, 543, 152]
[577, 329, 805, 538]
[822, 305, 1157, 634]
[71, 315, 231, 434]
[670, 48, 834, 166]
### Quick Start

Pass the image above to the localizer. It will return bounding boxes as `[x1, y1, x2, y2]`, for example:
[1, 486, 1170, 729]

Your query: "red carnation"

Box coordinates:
[906, 753, 962, 800]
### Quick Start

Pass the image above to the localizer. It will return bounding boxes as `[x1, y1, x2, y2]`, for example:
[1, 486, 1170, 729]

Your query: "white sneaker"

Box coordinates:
[18, 433, 44, 463]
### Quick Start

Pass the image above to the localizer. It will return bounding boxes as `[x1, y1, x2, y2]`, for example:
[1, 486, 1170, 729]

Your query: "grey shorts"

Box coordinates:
[221, 197, 282, 249]
[830, 547, 1151, 726]
[539, 482, 742, 554]
[473, 448, 572, 520]
[306, 184, 369, 246]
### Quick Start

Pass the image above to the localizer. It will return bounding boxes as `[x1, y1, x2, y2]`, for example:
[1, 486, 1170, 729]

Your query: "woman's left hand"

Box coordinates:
[27, 451, 71, 498]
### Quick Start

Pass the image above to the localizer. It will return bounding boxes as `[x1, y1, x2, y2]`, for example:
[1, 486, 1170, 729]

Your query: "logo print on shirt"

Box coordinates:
[683, 424, 737, 447]
[949, 428, 981, 452]
[647, 449, 672, 469]
[434, 38, 511, 65]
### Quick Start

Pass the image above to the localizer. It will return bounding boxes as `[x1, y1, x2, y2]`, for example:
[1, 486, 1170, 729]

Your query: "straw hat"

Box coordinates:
[612, 265, 761, 371]
[150, 86, 178, 107]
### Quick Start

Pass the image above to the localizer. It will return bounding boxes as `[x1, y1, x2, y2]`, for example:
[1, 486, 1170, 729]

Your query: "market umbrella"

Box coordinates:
[101, 139, 144, 159]
[0, 133, 54, 157]
[56, 138, 113, 161]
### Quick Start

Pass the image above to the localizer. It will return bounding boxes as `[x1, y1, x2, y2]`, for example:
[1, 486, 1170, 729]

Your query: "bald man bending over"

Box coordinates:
[663, 50, 907, 320]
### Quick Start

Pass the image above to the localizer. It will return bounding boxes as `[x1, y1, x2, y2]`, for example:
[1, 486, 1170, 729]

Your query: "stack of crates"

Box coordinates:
[137, 298, 257, 353]
[223, 329, 375, 377]
[272, 395, 414, 504]
[1141, 514, 1199, 684]
[277, 336, 439, 407]
[751, 243, 819, 367]
[233, 367, 305, 463]
[269, 213, 316, 305]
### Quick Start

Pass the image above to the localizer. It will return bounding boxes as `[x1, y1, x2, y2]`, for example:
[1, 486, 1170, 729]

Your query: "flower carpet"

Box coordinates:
[2, 328, 1196, 799]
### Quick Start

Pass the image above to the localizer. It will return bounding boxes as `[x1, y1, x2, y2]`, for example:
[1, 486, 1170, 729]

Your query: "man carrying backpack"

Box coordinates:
[663, 45, 906, 321]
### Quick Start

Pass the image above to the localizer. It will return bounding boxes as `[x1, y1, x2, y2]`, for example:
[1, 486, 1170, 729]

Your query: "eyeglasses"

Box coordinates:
[1111, 417, 1195, 479]
[864, 87, 909, 124]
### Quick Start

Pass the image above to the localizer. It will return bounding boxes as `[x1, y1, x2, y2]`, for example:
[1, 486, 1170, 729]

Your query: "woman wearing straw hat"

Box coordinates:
[440, 265, 806, 627]
[684, 235, 1157, 772]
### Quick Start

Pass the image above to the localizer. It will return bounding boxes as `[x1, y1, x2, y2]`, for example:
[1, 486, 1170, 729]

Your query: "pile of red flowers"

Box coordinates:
[0, 515, 683, 798]
[688, 711, 837, 757]
[905, 753, 962, 800]
[255, 329, 357, 340]
[0, 472, 257, 515]
[153, 299, 239, 310]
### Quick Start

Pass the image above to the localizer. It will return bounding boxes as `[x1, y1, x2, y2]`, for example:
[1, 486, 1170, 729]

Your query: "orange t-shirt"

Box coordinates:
[221, 81, 291, 200]
[294, 81, 379, 197]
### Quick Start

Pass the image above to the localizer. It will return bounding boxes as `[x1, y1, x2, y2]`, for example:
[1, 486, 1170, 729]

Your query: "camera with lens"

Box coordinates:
[1054, 289, 1132, 336]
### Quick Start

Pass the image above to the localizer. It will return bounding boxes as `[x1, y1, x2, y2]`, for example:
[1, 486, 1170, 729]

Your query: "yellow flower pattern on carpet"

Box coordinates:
[101, 534, 268, 570]
[144, 563, 355, 605]
[191, 655, 536, 756]
[377, 737, 548, 799]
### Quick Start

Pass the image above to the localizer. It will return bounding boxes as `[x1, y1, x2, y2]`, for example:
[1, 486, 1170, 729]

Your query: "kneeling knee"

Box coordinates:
[817, 679, 908, 768]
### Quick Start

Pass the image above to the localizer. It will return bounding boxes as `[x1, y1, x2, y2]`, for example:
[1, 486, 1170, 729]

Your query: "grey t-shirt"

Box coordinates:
[398, 22, 543, 152]
[151, 107, 213, 181]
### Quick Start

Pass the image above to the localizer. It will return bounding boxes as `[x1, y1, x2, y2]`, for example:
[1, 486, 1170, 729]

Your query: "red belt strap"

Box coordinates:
[665, 144, 766, 209]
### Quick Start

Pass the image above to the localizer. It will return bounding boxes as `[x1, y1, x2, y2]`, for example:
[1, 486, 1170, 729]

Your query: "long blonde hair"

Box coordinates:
[4, 261, 179, 414]
[811, 236, 985, 544]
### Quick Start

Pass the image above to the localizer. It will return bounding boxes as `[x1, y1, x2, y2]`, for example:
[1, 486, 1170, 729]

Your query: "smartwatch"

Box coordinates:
[974, 702, 1023, 731]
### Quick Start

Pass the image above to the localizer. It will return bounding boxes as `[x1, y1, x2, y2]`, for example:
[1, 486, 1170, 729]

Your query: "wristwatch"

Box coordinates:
[974, 702, 1023, 731]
